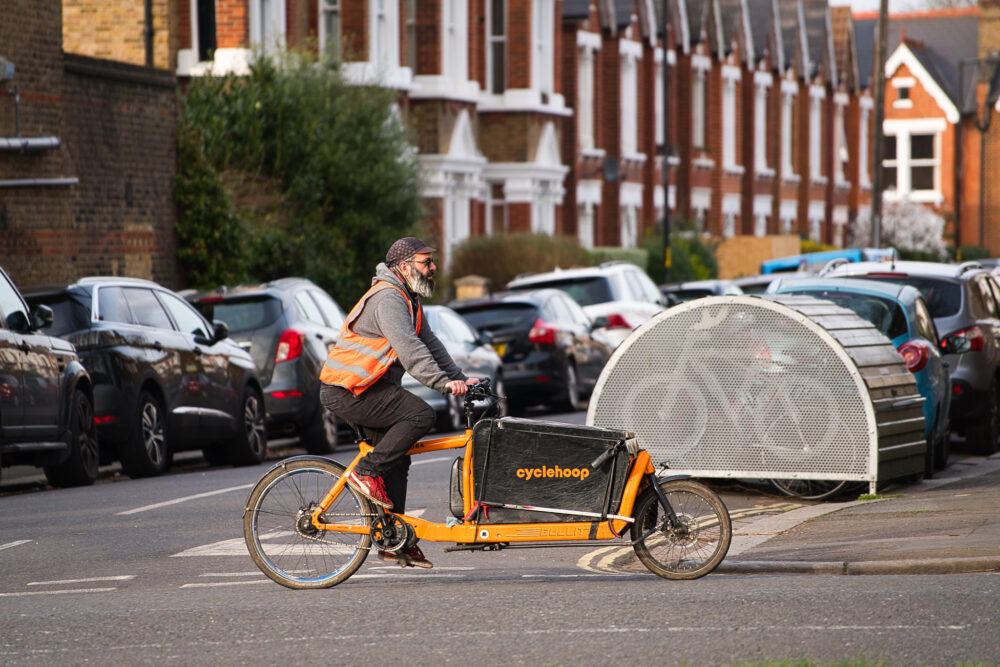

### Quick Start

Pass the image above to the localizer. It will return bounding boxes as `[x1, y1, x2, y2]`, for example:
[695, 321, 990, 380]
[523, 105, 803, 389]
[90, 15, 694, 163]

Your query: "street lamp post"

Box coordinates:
[661, 0, 672, 283]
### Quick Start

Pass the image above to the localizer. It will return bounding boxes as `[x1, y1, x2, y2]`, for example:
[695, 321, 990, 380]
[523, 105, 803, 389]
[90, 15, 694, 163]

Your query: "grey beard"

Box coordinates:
[410, 271, 435, 298]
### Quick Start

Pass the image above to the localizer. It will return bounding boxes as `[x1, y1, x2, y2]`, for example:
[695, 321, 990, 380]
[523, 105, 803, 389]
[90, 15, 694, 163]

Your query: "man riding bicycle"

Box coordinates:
[319, 237, 479, 568]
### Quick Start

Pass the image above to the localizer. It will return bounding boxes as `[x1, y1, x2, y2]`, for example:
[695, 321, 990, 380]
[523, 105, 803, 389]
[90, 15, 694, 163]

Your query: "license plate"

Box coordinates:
[491, 343, 506, 357]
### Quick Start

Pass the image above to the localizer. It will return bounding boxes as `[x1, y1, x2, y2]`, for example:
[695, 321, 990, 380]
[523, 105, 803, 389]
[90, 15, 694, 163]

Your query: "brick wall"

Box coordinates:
[0, 3, 180, 290]
[62, 0, 172, 69]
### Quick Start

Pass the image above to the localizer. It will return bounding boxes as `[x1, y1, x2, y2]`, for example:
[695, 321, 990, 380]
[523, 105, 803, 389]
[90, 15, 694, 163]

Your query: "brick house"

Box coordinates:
[17, 0, 1000, 288]
[0, 0, 180, 288]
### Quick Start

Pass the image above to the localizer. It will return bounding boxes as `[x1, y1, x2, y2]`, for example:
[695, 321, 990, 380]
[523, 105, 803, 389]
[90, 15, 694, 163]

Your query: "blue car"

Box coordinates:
[767, 277, 952, 476]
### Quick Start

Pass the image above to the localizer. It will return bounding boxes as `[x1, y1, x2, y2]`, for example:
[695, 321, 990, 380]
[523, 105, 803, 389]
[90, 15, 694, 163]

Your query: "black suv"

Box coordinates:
[26, 277, 267, 477]
[0, 266, 98, 487]
[187, 278, 346, 453]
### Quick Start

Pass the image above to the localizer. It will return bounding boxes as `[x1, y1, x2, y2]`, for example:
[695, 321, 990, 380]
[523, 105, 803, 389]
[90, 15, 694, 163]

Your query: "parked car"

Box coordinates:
[822, 260, 1000, 454]
[450, 289, 613, 413]
[730, 274, 776, 295]
[400, 305, 506, 432]
[767, 276, 953, 474]
[661, 279, 745, 304]
[505, 262, 667, 347]
[25, 277, 266, 477]
[0, 266, 98, 487]
[186, 278, 346, 454]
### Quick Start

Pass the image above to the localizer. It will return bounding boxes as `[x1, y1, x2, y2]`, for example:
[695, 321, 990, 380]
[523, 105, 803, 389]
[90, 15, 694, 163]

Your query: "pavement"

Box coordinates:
[719, 452, 1000, 575]
[594, 452, 1000, 576]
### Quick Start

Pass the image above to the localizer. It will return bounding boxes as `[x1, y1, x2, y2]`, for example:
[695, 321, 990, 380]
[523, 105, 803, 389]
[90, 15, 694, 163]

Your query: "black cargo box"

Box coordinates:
[464, 418, 635, 524]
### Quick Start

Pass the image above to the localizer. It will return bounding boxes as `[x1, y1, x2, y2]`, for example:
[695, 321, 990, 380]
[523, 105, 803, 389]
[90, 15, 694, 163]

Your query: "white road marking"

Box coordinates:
[173, 538, 248, 557]
[117, 484, 253, 515]
[0, 539, 32, 552]
[198, 571, 263, 577]
[181, 580, 271, 589]
[0, 588, 116, 597]
[28, 576, 135, 586]
[411, 456, 451, 466]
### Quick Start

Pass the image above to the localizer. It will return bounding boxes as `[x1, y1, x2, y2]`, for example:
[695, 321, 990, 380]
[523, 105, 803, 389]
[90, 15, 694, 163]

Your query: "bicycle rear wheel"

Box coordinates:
[631, 479, 732, 580]
[243, 456, 373, 589]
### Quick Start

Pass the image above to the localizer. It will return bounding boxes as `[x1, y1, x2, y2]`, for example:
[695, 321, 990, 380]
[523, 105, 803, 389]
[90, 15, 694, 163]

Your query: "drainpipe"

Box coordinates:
[144, 0, 154, 67]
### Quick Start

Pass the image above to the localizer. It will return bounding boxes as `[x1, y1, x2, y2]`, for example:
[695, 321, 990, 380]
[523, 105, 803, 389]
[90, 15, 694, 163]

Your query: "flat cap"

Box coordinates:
[386, 237, 436, 266]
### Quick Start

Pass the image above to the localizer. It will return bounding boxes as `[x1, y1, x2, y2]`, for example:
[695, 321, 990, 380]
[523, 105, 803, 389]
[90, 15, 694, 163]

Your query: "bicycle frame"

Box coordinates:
[309, 427, 658, 546]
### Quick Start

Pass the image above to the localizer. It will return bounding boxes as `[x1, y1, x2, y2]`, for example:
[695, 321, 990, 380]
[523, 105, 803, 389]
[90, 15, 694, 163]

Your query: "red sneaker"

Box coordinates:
[345, 470, 393, 509]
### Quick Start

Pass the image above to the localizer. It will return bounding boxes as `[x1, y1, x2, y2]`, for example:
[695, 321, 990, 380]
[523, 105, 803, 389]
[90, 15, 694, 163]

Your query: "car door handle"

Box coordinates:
[153, 341, 164, 351]
[18, 340, 30, 352]
[193, 347, 203, 356]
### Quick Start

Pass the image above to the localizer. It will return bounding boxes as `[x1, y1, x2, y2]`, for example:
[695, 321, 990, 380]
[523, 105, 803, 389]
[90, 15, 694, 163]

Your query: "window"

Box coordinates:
[96, 287, 134, 325]
[405, 0, 416, 70]
[0, 275, 29, 331]
[754, 81, 769, 172]
[620, 45, 640, 155]
[577, 38, 597, 151]
[310, 290, 346, 329]
[620, 205, 638, 247]
[487, 182, 507, 234]
[859, 104, 871, 186]
[123, 288, 173, 330]
[371, 0, 397, 69]
[881, 126, 941, 199]
[910, 134, 936, 191]
[781, 87, 795, 177]
[722, 72, 737, 169]
[320, 0, 340, 58]
[914, 298, 938, 346]
[196, 0, 217, 62]
[655, 51, 664, 146]
[294, 291, 325, 325]
[158, 291, 211, 339]
[486, 0, 506, 94]
[442, 0, 467, 82]
[834, 95, 849, 184]
[692, 67, 707, 149]
[532, 0, 554, 94]
[250, 0, 286, 52]
[898, 86, 910, 101]
[809, 88, 823, 180]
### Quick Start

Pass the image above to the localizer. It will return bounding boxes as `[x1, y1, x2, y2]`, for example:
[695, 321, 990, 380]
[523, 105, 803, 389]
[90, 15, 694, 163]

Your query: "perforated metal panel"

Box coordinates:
[586, 295, 925, 484]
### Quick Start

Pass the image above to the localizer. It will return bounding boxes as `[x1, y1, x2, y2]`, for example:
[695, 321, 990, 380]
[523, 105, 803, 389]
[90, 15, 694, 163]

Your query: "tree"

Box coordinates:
[175, 51, 424, 305]
[850, 199, 948, 261]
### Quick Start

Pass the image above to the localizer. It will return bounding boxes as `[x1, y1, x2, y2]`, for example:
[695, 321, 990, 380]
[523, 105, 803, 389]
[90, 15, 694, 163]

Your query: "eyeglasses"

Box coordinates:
[408, 258, 436, 268]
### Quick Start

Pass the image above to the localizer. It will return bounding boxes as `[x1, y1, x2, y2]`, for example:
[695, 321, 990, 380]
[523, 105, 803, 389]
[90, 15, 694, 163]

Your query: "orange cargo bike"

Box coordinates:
[243, 380, 732, 589]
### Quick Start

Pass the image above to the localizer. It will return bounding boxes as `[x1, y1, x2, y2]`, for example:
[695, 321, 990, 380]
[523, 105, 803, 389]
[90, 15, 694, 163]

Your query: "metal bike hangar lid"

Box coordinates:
[586, 294, 926, 484]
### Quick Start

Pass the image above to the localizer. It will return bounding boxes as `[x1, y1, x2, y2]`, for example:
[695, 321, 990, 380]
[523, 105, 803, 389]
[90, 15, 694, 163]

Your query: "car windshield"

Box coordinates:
[783, 289, 909, 340]
[454, 303, 539, 331]
[197, 296, 283, 333]
[509, 277, 613, 307]
[29, 293, 91, 336]
[852, 275, 961, 318]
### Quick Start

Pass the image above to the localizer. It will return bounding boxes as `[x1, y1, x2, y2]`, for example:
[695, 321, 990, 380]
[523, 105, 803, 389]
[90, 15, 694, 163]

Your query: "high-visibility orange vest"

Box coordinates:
[319, 281, 422, 395]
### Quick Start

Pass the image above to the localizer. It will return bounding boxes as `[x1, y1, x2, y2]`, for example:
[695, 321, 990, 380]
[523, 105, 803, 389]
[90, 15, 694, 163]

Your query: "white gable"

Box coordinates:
[885, 43, 960, 124]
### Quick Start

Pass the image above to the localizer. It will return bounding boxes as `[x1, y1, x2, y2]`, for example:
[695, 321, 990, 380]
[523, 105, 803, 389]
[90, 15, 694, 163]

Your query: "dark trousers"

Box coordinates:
[320, 379, 435, 512]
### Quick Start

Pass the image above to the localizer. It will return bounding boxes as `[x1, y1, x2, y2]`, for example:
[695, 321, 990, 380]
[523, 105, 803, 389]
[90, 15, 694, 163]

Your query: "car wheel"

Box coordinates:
[118, 390, 170, 479]
[301, 405, 339, 455]
[44, 389, 99, 487]
[554, 361, 583, 412]
[228, 386, 268, 466]
[933, 418, 951, 471]
[437, 394, 465, 432]
[966, 379, 1000, 456]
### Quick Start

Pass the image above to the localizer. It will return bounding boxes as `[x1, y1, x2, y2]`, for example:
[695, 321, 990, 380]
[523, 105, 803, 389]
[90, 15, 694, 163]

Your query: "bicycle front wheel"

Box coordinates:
[631, 479, 732, 580]
[243, 456, 373, 589]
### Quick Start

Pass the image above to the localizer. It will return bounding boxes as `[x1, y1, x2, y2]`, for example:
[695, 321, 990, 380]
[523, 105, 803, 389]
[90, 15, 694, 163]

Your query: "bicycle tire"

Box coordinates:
[631, 479, 732, 580]
[243, 456, 374, 589]
[769, 478, 861, 501]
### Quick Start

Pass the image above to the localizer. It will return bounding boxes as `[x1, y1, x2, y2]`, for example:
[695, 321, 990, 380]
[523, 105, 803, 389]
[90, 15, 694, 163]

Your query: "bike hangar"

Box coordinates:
[587, 294, 928, 494]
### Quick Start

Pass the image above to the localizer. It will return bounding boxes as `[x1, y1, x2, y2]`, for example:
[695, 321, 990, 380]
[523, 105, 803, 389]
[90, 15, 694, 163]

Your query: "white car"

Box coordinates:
[505, 262, 668, 347]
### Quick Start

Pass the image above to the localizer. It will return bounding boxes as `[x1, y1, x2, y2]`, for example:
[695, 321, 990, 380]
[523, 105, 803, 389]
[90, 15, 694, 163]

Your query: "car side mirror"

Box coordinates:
[213, 320, 230, 342]
[591, 315, 609, 330]
[30, 304, 54, 331]
[477, 329, 494, 346]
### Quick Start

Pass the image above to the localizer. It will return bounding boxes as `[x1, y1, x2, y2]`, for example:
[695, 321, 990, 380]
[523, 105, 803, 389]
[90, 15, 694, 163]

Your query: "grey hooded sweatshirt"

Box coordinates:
[341, 262, 467, 393]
